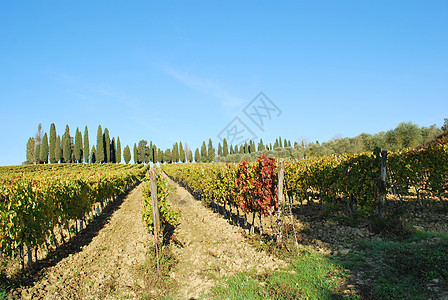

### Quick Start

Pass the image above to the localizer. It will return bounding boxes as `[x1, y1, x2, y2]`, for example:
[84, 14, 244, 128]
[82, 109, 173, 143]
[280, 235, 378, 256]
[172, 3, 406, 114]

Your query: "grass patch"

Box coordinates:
[0, 287, 8, 300]
[138, 244, 177, 299]
[338, 230, 448, 299]
[207, 250, 354, 299]
[0, 259, 10, 300]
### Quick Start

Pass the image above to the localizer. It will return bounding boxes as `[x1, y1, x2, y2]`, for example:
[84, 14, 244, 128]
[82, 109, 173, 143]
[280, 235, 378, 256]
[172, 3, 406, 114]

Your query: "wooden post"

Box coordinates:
[27, 246, 32, 268]
[150, 169, 161, 245]
[278, 158, 285, 207]
[378, 150, 388, 218]
[152, 147, 155, 167]
[277, 158, 285, 241]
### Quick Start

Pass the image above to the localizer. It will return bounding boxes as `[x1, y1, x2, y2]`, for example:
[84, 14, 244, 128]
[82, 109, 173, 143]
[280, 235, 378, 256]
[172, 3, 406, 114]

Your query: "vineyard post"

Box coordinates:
[378, 150, 388, 218]
[150, 169, 161, 245]
[27, 246, 32, 268]
[277, 158, 285, 241]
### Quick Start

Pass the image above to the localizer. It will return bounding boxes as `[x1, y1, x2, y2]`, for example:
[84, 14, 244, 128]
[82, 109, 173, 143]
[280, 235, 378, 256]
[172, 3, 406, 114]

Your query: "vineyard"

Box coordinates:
[1, 133, 447, 299]
[0, 163, 148, 268]
[163, 140, 448, 235]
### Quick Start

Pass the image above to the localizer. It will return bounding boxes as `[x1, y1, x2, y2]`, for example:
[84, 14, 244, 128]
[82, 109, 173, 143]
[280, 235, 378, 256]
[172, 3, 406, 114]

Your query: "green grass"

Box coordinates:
[206, 250, 354, 299]
[0, 287, 7, 300]
[138, 245, 178, 299]
[339, 230, 448, 300]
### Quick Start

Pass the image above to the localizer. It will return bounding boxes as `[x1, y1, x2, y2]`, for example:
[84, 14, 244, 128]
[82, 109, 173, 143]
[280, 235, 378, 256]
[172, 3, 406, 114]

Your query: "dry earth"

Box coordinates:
[11, 183, 151, 300]
[166, 176, 286, 299]
[8, 177, 286, 300]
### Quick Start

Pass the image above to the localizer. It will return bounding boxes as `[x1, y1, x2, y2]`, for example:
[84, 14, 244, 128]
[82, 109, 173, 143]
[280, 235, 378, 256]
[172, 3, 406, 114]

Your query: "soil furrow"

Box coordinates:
[166, 176, 286, 299]
[14, 183, 151, 300]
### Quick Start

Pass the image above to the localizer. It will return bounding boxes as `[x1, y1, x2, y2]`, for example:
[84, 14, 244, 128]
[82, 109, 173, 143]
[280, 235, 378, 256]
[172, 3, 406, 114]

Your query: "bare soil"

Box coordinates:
[165, 176, 286, 299]
[10, 183, 151, 300]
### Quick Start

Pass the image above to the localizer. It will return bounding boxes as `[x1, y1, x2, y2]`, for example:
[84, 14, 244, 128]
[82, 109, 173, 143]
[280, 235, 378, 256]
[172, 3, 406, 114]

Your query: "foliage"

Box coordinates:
[96, 125, 104, 163]
[40, 133, 49, 164]
[74, 127, 83, 163]
[26, 137, 35, 164]
[103, 128, 110, 163]
[163, 154, 278, 220]
[49, 123, 57, 164]
[0, 163, 148, 259]
[141, 172, 179, 233]
[123, 145, 131, 164]
[208, 250, 345, 299]
[83, 126, 90, 163]
[116, 137, 121, 164]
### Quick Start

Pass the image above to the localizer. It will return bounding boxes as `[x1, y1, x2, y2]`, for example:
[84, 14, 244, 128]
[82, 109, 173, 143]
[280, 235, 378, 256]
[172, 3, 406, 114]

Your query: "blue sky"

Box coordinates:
[1, 1, 447, 165]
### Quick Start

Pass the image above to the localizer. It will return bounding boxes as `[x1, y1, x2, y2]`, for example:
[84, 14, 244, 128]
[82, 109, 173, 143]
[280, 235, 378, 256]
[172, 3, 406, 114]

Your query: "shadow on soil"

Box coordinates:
[3, 182, 140, 294]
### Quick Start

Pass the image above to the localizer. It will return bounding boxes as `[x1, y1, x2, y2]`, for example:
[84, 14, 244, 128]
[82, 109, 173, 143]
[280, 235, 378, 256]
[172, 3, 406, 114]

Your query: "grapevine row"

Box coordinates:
[164, 143, 448, 226]
[0, 163, 148, 260]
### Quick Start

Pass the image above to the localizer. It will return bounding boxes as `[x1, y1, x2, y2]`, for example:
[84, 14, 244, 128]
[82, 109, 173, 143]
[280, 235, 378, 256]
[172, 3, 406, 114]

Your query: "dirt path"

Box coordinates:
[14, 183, 151, 300]
[166, 176, 286, 299]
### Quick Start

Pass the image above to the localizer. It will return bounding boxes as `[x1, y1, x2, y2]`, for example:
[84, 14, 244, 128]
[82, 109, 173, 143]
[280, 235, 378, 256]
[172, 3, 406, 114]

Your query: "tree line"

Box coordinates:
[25, 124, 125, 164]
[26, 120, 446, 165]
[215, 121, 445, 163]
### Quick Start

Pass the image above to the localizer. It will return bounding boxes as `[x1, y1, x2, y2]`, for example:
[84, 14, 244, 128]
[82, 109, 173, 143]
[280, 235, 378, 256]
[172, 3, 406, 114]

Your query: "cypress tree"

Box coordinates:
[223, 138, 229, 156]
[63, 135, 71, 163]
[34, 123, 43, 164]
[49, 123, 57, 163]
[230, 144, 233, 155]
[279, 137, 283, 148]
[26, 137, 35, 164]
[111, 137, 116, 163]
[187, 149, 193, 162]
[75, 128, 83, 162]
[123, 145, 131, 164]
[165, 149, 172, 164]
[179, 142, 185, 163]
[40, 133, 49, 164]
[104, 128, 110, 163]
[208, 138, 215, 162]
[35, 123, 43, 146]
[284, 139, 288, 148]
[96, 125, 104, 163]
[259, 139, 265, 151]
[55, 135, 61, 163]
[84, 126, 90, 163]
[133, 144, 138, 164]
[91, 145, 96, 163]
[158, 148, 163, 164]
[172, 142, 179, 163]
[200, 141, 207, 162]
[35, 143, 41, 164]
[194, 148, 200, 163]
[137, 140, 147, 164]
[150, 143, 157, 163]
[218, 142, 223, 156]
[116, 137, 122, 163]
[144, 145, 151, 164]
[239, 144, 244, 153]
[61, 125, 71, 163]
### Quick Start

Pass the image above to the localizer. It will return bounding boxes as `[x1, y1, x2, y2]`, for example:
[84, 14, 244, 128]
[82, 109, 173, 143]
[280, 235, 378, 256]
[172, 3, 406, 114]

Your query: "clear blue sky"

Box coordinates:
[1, 1, 447, 166]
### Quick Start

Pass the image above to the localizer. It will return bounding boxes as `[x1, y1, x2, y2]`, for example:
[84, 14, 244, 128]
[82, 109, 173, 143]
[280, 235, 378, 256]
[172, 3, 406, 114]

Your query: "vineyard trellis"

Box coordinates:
[163, 142, 448, 236]
[0, 163, 148, 269]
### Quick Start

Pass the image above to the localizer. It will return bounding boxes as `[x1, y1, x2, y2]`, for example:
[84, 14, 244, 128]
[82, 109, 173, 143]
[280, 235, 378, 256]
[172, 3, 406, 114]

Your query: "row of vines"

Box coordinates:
[163, 155, 278, 233]
[0, 163, 148, 264]
[164, 142, 448, 231]
[141, 170, 179, 238]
